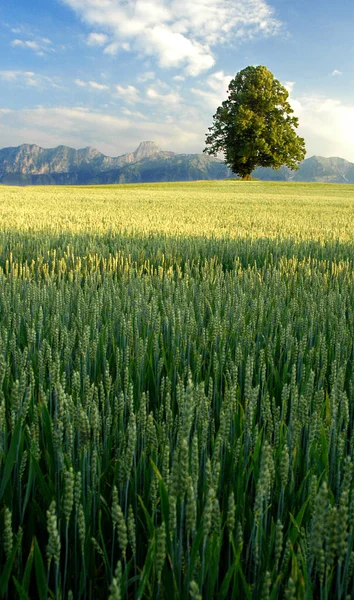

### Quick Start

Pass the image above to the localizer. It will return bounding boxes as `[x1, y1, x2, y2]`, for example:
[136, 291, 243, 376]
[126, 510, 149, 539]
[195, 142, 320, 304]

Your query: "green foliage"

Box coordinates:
[204, 65, 306, 178]
[0, 181, 353, 598]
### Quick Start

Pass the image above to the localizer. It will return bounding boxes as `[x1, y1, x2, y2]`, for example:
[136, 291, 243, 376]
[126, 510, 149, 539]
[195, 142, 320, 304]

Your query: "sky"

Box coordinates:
[1, 0, 354, 161]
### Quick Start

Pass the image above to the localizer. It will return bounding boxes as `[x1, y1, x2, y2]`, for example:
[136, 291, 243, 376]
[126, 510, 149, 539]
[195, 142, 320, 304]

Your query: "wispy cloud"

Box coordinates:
[62, 0, 283, 75]
[10, 36, 55, 56]
[192, 70, 233, 109]
[89, 81, 109, 90]
[121, 108, 148, 120]
[137, 71, 155, 83]
[86, 32, 109, 46]
[74, 79, 109, 90]
[0, 70, 61, 88]
[115, 85, 140, 103]
[11, 39, 40, 50]
[331, 69, 343, 76]
[0, 70, 35, 82]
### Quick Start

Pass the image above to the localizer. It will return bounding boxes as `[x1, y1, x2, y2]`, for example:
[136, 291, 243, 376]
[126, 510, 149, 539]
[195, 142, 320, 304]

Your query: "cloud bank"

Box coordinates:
[290, 95, 354, 162]
[0, 106, 204, 156]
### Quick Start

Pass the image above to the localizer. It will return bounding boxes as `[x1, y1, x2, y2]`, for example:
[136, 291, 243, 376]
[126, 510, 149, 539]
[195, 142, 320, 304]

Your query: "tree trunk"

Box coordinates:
[242, 174, 252, 180]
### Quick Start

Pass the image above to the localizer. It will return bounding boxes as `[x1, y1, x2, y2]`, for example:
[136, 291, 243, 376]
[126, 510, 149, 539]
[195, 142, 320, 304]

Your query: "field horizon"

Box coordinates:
[2, 180, 354, 241]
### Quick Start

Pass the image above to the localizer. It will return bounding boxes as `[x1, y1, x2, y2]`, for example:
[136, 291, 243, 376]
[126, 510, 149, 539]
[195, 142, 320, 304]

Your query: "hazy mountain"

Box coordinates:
[0, 142, 353, 185]
[253, 156, 354, 184]
[0, 141, 229, 185]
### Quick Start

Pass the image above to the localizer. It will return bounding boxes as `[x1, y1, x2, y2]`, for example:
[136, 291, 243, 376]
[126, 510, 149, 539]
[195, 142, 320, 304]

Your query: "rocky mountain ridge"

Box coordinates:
[0, 141, 354, 185]
[0, 141, 171, 175]
[0, 141, 229, 184]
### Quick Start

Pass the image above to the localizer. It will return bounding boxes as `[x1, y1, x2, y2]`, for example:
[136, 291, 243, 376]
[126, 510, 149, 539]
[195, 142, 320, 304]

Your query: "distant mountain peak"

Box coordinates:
[136, 140, 160, 150]
[132, 141, 161, 159]
[79, 146, 102, 157]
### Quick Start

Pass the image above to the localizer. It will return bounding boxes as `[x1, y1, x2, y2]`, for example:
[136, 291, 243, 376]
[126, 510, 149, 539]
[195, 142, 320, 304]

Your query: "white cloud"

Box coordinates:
[205, 71, 232, 92]
[287, 94, 354, 161]
[9, 24, 32, 35]
[11, 39, 39, 50]
[192, 70, 233, 109]
[284, 81, 295, 94]
[144, 26, 215, 75]
[89, 81, 109, 90]
[74, 79, 109, 90]
[331, 69, 342, 77]
[0, 70, 61, 88]
[102, 42, 119, 55]
[87, 32, 109, 46]
[102, 40, 131, 55]
[115, 85, 140, 103]
[62, 0, 283, 75]
[10, 37, 55, 55]
[137, 71, 155, 83]
[146, 86, 182, 105]
[0, 70, 34, 82]
[121, 107, 148, 119]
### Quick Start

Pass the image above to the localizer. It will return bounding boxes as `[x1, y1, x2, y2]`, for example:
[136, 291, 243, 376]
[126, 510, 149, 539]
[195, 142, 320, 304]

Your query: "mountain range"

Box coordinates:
[1, 141, 354, 185]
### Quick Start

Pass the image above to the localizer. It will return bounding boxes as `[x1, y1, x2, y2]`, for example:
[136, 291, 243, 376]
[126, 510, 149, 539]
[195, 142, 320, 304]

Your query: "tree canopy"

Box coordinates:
[204, 65, 306, 179]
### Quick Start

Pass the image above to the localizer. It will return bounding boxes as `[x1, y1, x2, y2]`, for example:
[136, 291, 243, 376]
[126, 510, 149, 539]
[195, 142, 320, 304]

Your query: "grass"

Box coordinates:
[0, 180, 353, 599]
[1, 180, 353, 240]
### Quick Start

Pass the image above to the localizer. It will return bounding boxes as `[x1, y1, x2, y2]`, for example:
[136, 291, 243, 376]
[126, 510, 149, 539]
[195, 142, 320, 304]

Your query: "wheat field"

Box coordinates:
[0, 181, 353, 599]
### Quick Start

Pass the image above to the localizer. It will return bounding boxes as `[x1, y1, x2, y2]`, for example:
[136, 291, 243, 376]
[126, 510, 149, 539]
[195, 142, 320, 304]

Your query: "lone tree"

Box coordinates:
[204, 65, 306, 179]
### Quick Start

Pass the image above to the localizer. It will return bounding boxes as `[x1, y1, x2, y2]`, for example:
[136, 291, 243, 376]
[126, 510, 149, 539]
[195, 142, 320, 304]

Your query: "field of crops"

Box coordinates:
[0, 181, 353, 599]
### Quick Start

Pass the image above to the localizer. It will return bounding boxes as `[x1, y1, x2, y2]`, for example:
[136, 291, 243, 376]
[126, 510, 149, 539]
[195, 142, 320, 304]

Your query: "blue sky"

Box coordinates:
[1, 0, 354, 160]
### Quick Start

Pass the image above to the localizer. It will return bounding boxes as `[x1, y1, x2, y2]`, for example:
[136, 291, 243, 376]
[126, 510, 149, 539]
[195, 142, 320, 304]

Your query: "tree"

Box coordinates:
[204, 65, 306, 180]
